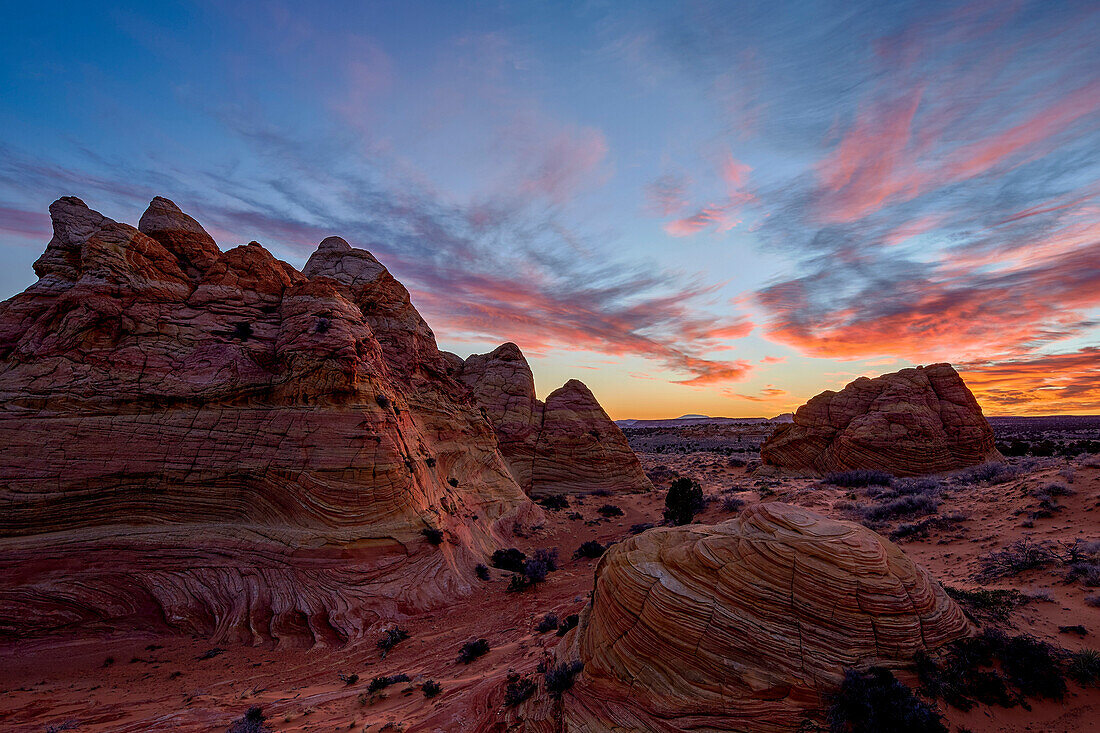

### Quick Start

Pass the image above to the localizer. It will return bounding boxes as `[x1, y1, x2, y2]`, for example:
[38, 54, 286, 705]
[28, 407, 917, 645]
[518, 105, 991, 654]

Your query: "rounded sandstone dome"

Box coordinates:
[555, 503, 970, 731]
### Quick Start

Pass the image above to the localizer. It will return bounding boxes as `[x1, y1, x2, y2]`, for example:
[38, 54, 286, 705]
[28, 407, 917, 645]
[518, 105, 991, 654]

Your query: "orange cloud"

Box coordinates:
[960, 348, 1100, 415]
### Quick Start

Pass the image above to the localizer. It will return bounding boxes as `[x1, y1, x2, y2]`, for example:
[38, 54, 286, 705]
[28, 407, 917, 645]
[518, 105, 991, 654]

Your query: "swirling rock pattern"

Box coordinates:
[761, 363, 999, 476]
[458, 343, 652, 497]
[0, 196, 542, 645]
[518, 503, 970, 732]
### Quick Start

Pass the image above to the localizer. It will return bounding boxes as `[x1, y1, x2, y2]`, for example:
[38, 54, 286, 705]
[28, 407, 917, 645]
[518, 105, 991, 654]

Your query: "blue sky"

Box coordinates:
[2, 0, 1098, 417]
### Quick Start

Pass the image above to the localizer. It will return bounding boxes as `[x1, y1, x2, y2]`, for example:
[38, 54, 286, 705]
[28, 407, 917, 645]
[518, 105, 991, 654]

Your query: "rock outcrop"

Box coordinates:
[761, 363, 999, 476]
[457, 343, 652, 497]
[0, 196, 542, 645]
[518, 503, 970, 732]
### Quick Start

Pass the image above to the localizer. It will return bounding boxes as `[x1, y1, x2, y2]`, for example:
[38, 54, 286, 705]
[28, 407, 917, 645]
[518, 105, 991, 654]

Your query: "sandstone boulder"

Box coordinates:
[761, 363, 999, 476]
[0, 197, 539, 646]
[519, 503, 970, 732]
[459, 344, 652, 496]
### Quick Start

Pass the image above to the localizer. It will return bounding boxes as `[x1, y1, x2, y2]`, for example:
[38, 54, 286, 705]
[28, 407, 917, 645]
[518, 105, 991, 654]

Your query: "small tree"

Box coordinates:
[664, 477, 704, 525]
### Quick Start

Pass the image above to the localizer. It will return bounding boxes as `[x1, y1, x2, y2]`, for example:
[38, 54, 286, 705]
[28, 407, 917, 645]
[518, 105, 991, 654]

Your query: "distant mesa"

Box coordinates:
[0, 195, 633, 645]
[456, 342, 652, 497]
[761, 364, 1000, 477]
[676, 413, 710, 419]
[518, 503, 970, 731]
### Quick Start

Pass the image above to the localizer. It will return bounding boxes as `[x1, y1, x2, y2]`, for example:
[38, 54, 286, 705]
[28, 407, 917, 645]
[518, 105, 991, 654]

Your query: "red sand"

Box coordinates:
[3, 457, 1098, 732]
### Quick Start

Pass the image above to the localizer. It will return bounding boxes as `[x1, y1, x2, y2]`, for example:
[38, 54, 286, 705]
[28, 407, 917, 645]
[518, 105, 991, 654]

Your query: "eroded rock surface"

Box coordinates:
[0, 197, 541, 645]
[519, 503, 970, 732]
[761, 363, 999, 476]
[458, 343, 652, 497]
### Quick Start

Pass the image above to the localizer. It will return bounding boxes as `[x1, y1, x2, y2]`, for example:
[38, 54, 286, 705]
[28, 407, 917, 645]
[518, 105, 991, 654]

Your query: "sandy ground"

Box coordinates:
[2, 455, 1099, 732]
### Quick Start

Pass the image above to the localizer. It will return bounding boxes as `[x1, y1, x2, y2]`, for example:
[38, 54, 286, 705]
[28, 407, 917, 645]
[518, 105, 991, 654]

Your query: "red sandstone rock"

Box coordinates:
[0, 197, 541, 646]
[517, 503, 971, 732]
[761, 363, 1000, 476]
[459, 343, 652, 497]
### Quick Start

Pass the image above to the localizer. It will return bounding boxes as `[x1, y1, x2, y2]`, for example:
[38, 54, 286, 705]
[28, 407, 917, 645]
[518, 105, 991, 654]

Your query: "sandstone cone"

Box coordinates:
[0, 197, 541, 646]
[459, 343, 652, 496]
[519, 503, 970, 732]
[761, 363, 1000, 476]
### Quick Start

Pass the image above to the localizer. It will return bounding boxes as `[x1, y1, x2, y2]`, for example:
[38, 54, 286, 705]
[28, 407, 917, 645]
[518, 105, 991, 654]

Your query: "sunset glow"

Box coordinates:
[1, 1, 1097, 418]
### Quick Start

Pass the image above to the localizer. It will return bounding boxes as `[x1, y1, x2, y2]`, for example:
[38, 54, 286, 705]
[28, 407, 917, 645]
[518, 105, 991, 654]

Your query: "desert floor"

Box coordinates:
[3, 449, 1099, 732]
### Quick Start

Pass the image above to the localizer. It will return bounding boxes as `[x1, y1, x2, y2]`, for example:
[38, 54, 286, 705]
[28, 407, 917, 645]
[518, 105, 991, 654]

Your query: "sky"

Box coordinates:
[1, 0, 1098, 419]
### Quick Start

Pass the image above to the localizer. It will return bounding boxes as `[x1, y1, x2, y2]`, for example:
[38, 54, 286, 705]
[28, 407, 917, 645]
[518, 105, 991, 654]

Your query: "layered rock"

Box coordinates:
[0, 196, 540, 645]
[457, 343, 652, 497]
[519, 503, 970, 732]
[761, 363, 1000, 476]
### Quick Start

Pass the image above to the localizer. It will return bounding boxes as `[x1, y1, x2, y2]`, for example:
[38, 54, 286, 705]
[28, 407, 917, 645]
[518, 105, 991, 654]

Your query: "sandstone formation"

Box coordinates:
[456, 343, 652, 497]
[519, 503, 971, 732]
[0, 196, 543, 645]
[761, 363, 1000, 476]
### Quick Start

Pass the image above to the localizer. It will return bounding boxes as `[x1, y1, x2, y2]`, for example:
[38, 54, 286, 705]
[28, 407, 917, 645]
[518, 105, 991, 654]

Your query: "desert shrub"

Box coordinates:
[198, 647, 225, 660]
[827, 667, 946, 733]
[1066, 562, 1100, 586]
[507, 573, 533, 593]
[824, 470, 893, 488]
[338, 672, 359, 685]
[721, 495, 745, 512]
[1036, 481, 1073, 497]
[537, 613, 559, 633]
[538, 494, 569, 510]
[953, 462, 1021, 486]
[591, 488, 612, 497]
[892, 477, 941, 496]
[448, 477, 459, 487]
[664, 477, 705, 525]
[503, 676, 537, 706]
[367, 673, 410, 693]
[889, 511, 965, 541]
[862, 494, 939, 522]
[556, 613, 579, 637]
[422, 679, 443, 698]
[227, 706, 271, 733]
[378, 627, 409, 658]
[979, 538, 1055, 581]
[630, 522, 655, 534]
[376, 394, 390, 409]
[1001, 634, 1066, 699]
[458, 638, 490, 664]
[1087, 594, 1100, 607]
[1069, 649, 1100, 685]
[943, 586, 1025, 622]
[915, 635, 1017, 711]
[573, 540, 606, 559]
[1059, 624, 1087, 637]
[532, 547, 559, 572]
[545, 660, 584, 698]
[921, 629, 1067, 705]
[491, 548, 527, 573]
[314, 316, 331, 333]
[475, 563, 491, 580]
[597, 503, 624, 517]
[421, 527, 444, 545]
